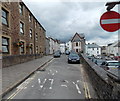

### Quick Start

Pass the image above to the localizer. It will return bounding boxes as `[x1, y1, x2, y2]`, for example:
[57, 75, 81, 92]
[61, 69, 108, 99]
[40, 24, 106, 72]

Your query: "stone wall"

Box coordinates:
[81, 54, 120, 99]
[2, 54, 42, 68]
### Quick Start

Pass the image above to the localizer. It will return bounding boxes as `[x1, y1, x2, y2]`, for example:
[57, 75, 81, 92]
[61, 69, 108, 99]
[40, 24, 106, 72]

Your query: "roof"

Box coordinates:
[21, 1, 46, 31]
[71, 32, 85, 42]
[87, 43, 101, 48]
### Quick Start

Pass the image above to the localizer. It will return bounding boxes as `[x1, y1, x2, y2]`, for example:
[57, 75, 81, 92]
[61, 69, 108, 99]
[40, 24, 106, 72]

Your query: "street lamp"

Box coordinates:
[105, 1, 120, 11]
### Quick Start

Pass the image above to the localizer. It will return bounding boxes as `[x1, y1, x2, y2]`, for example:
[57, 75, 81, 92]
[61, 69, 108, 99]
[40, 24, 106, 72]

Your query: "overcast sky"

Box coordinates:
[23, 0, 119, 46]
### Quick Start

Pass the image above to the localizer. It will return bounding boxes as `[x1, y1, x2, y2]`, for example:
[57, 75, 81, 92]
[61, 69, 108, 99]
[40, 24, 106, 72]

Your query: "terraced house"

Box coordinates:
[1, 1, 46, 67]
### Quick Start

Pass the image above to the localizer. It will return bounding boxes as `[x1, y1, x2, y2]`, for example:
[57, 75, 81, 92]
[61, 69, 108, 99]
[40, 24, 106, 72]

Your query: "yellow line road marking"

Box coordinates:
[6, 58, 54, 100]
[80, 64, 91, 99]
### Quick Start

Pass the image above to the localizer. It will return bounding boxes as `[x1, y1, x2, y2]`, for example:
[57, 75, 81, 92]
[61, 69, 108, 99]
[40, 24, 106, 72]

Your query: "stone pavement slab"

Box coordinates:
[2, 55, 53, 96]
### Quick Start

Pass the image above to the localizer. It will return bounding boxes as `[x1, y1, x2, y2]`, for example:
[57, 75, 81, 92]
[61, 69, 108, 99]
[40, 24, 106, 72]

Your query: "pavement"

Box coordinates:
[1, 55, 53, 97]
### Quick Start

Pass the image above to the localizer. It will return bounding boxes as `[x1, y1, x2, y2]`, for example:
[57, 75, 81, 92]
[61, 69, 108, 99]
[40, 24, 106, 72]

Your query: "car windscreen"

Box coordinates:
[70, 54, 79, 57]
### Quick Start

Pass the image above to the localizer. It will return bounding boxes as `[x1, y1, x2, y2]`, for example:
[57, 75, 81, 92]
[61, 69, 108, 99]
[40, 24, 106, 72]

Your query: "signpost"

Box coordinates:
[100, 11, 120, 32]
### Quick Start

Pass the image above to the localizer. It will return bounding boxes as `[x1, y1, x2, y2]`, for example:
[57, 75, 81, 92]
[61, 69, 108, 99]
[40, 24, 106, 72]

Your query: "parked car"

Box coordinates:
[68, 53, 80, 63]
[53, 51, 61, 58]
[101, 60, 120, 71]
[114, 56, 120, 61]
[94, 59, 106, 66]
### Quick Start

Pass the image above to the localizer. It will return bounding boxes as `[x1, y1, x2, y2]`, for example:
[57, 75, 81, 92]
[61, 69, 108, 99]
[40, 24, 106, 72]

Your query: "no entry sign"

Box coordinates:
[100, 11, 120, 32]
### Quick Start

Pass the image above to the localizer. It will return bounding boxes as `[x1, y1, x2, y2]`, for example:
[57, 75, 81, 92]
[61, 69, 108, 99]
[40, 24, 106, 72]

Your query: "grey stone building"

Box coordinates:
[71, 32, 86, 54]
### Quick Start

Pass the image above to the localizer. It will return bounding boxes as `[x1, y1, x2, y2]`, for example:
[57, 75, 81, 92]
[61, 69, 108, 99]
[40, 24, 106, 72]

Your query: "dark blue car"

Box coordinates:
[68, 53, 80, 63]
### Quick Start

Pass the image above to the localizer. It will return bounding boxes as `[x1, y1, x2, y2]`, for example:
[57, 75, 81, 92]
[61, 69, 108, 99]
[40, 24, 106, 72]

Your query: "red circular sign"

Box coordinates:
[100, 11, 120, 32]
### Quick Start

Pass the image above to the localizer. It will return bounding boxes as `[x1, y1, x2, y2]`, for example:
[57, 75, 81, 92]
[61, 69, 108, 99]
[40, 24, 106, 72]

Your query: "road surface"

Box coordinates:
[3, 55, 97, 99]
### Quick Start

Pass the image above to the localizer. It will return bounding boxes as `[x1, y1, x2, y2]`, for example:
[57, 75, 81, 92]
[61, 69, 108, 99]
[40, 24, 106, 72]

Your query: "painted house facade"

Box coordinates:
[71, 33, 85, 53]
[86, 43, 101, 56]
[106, 41, 120, 56]
[66, 41, 72, 52]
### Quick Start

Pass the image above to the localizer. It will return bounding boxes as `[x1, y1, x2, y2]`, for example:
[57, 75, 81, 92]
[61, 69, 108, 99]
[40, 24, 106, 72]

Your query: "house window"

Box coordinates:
[20, 22, 24, 34]
[76, 49, 78, 52]
[76, 42, 78, 46]
[2, 8, 9, 26]
[20, 41, 24, 54]
[2, 37, 9, 54]
[36, 33, 38, 41]
[29, 14, 32, 22]
[19, 3, 23, 15]
[92, 48, 94, 50]
[29, 29, 32, 39]
[36, 46, 38, 54]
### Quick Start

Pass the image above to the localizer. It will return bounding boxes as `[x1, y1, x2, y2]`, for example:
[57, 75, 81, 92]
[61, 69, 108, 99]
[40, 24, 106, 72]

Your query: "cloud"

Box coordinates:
[23, 0, 119, 45]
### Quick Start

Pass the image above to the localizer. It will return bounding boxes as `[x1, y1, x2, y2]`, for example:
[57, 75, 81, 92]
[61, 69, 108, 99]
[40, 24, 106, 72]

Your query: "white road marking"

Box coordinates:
[43, 79, 47, 84]
[51, 79, 54, 85]
[36, 71, 40, 73]
[75, 84, 81, 94]
[31, 85, 34, 87]
[77, 80, 80, 83]
[56, 70, 58, 73]
[52, 73, 54, 76]
[49, 79, 54, 90]
[61, 85, 68, 87]
[24, 87, 27, 89]
[40, 85, 43, 89]
[65, 80, 69, 83]
[72, 82, 75, 85]
[38, 79, 41, 84]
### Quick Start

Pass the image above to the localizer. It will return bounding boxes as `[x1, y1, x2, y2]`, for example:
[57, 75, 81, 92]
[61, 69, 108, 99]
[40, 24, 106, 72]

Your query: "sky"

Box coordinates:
[22, 0, 119, 46]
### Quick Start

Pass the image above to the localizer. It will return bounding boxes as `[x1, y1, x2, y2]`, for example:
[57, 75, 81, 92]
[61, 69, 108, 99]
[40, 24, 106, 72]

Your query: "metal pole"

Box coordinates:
[105, 1, 120, 11]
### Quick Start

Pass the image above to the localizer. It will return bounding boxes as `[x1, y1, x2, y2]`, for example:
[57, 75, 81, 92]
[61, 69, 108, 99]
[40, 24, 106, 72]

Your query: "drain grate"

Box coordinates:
[37, 68, 46, 72]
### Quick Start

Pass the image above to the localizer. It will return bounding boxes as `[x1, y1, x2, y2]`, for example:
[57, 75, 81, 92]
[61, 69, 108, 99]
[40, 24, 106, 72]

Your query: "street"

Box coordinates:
[3, 55, 97, 99]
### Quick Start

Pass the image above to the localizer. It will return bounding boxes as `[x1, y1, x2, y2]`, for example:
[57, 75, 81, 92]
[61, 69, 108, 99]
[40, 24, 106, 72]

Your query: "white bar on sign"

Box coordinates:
[101, 19, 120, 24]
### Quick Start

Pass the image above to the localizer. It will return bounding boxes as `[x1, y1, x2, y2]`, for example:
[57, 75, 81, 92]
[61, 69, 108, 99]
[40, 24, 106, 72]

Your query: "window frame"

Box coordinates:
[36, 33, 38, 41]
[20, 41, 24, 54]
[76, 42, 78, 46]
[20, 22, 24, 35]
[29, 29, 32, 39]
[19, 3, 23, 15]
[2, 8, 9, 26]
[2, 37, 9, 54]
[36, 46, 38, 54]
[29, 13, 32, 22]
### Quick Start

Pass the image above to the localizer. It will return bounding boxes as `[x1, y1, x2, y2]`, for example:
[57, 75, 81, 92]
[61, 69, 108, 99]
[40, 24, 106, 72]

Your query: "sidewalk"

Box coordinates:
[2, 55, 53, 96]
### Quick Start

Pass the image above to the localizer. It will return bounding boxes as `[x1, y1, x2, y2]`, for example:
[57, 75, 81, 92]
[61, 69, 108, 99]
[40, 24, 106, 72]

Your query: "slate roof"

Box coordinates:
[87, 44, 101, 48]
[71, 32, 85, 42]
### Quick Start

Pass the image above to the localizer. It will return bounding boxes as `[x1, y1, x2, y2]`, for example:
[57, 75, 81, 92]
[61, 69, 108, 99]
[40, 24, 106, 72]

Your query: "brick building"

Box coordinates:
[1, 1, 46, 67]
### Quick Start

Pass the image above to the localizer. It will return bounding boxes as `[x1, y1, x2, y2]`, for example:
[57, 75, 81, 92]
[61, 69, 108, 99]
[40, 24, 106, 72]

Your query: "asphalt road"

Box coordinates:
[3, 55, 97, 99]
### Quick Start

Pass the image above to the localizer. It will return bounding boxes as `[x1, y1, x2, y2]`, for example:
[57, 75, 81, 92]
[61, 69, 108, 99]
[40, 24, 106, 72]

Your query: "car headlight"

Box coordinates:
[77, 58, 80, 60]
